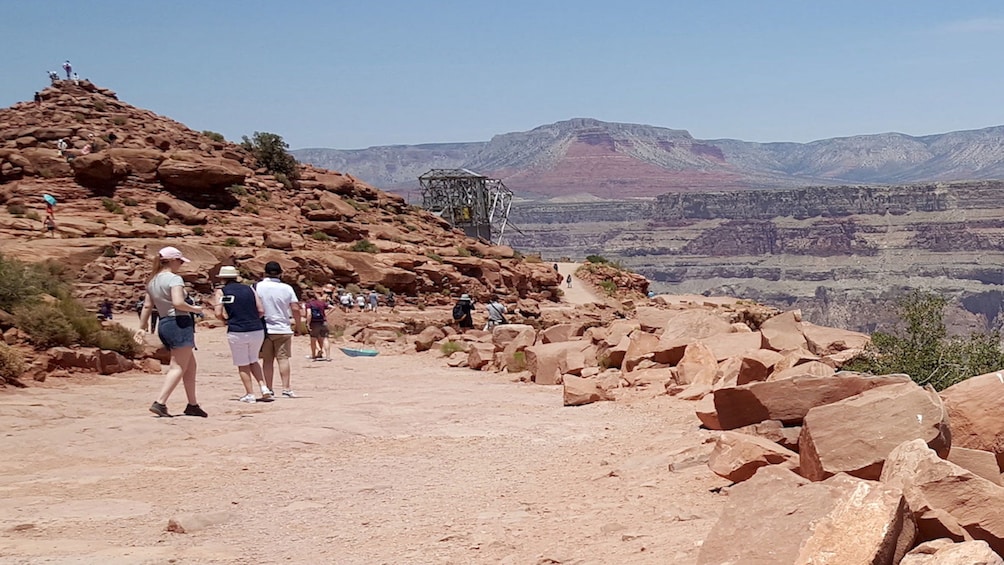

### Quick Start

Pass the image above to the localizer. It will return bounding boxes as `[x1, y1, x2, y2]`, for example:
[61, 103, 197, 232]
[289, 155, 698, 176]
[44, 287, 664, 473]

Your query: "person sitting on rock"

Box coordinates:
[47, 71, 59, 84]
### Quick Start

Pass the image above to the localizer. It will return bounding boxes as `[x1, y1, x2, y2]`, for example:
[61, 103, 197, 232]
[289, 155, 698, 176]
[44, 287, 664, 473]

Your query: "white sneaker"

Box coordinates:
[260, 387, 274, 398]
[239, 394, 256, 403]
[281, 390, 297, 398]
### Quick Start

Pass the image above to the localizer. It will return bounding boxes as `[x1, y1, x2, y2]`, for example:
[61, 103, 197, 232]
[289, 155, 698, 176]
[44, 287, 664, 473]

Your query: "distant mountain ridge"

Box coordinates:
[292, 119, 1004, 197]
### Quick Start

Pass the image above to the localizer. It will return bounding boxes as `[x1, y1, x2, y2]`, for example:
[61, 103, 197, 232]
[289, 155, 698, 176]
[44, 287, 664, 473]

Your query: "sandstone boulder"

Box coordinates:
[540, 323, 579, 344]
[96, 350, 134, 375]
[736, 349, 784, 385]
[654, 309, 733, 365]
[563, 375, 614, 406]
[675, 342, 718, 386]
[467, 342, 496, 370]
[70, 152, 129, 189]
[799, 382, 951, 481]
[947, 447, 1002, 486]
[703, 331, 763, 362]
[621, 331, 660, 372]
[525, 341, 590, 385]
[156, 197, 207, 225]
[760, 310, 808, 351]
[157, 157, 249, 190]
[707, 431, 799, 483]
[941, 371, 1004, 467]
[900, 539, 1004, 565]
[770, 360, 836, 381]
[492, 324, 534, 349]
[263, 232, 294, 250]
[714, 372, 910, 430]
[883, 439, 1004, 555]
[801, 322, 871, 356]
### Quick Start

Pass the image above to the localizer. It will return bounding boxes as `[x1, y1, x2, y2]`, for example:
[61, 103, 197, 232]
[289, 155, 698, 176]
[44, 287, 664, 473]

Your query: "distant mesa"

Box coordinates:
[293, 118, 1004, 198]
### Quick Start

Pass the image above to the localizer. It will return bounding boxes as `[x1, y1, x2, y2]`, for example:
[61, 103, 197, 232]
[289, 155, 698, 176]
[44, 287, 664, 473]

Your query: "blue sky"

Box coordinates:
[4, 1, 1004, 149]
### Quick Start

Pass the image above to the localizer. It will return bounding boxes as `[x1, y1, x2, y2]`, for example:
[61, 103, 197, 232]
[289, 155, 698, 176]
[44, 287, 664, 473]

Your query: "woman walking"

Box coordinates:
[137, 246, 207, 418]
[213, 266, 272, 402]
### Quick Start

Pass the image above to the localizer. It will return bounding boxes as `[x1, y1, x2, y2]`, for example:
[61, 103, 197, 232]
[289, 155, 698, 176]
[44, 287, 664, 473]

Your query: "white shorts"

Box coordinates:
[228, 330, 265, 367]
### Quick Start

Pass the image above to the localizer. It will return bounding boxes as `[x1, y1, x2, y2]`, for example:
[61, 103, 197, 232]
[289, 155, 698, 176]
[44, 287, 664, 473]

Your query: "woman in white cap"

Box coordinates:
[213, 265, 272, 402]
[137, 246, 207, 418]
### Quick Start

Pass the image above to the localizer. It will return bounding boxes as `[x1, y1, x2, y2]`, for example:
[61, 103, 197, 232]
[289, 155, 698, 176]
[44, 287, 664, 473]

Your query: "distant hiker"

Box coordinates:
[62, 60, 72, 79]
[339, 291, 352, 313]
[553, 263, 559, 272]
[213, 265, 272, 403]
[356, 293, 366, 311]
[647, 290, 656, 299]
[107, 132, 118, 144]
[72, 72, 79, 85]
[484, 295, 508, 330]
[80, 143, 92, 155]
[98, 299, 113, 321]
[305, 289, 331, 361]
[256, 261, 302, 398]
[566, 274, 572, 288]
[368, 290, 379, 312]
[56, 138, 68, 157]
[453, 294, 474, 329]
[33, 92, 41, 105]
[43, 216, 56, 237]
[386, 291, 396, 312]
[48, 71, 59, 84]
[138, 246, 207, 418]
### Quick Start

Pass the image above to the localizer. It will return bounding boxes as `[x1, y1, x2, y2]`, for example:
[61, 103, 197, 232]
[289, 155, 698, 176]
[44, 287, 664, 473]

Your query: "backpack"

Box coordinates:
[309, 302, 325, 322]
[452, 302, 466, 321]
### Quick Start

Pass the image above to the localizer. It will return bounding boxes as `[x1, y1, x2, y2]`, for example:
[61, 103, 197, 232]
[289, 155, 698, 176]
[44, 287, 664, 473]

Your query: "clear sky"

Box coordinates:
[4, 1, 1004, 150]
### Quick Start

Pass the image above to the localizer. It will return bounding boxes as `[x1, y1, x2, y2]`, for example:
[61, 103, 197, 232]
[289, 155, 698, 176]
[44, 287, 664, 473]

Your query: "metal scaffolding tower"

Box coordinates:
[418, 169, 514, 245]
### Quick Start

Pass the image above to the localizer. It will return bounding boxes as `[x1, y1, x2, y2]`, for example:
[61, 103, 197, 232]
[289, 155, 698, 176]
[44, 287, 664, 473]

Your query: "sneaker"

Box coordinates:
[183, 404, 208, 417]
[305, 355, 315, 360]
[149, 401, 172, 418]
[260, 387, 274, 399]
[239, 394, 256, 404]
[281, 390, 297, 398]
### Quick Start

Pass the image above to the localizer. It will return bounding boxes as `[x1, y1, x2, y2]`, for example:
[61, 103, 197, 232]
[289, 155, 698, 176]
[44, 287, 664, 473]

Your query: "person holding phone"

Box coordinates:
[214, 266, 272, 402]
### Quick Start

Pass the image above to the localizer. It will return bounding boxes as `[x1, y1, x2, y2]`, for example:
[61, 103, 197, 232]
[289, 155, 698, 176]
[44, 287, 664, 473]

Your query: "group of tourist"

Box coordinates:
[332, 286, 395, 313]
[138, 248, 304, 418]
[452, 293, 509, 331]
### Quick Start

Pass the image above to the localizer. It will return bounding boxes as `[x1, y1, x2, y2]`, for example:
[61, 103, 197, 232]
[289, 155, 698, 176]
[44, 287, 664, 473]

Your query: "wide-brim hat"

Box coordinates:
[218, 266, 240, 279]
[460, 294, 471, 301]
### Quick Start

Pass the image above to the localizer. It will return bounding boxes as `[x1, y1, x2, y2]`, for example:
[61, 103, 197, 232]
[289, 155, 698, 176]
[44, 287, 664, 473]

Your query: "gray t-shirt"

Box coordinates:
[147, 271, 184, 317]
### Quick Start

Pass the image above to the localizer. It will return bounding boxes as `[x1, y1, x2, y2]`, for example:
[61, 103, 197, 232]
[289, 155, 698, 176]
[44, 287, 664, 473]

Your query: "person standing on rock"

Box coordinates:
[213, 266, 272, 403]
[72, 72, 79, 85]
[137, 246, 207, 418]
[33, 92, 41, 105]
[43, 216, 56, 237]
[48, 71, 59, 84]
[256, 261, 303, 398]
[453, 294, 475, 329]
[62, 60, 72, 80]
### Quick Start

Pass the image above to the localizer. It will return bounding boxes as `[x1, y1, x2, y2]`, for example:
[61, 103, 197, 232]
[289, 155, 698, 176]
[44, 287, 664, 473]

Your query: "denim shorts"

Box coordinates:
[158, 315, 196, 350]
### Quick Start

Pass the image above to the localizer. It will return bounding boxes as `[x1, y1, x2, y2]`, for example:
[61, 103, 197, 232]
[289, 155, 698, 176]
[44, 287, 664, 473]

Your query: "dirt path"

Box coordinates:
[0, 327, 726, 564]
[556, 262, 604, 306]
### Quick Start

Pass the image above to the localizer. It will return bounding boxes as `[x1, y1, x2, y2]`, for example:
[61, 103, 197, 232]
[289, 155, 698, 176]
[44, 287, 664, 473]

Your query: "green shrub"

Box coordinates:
[508, 351, 527, 372]
[14, 303, 78, 348]
[597, 280, 617, 294]
[95, 324, 142, 358]
[311, 231, 330, 241]
[345, 283, 362, 295]
[345, 198, 370, 212]
[273, 172, 293, 189]
[425, 252, 443, 263]
[404, 224, 417, 232]
[73, 113, 86, 122]
[240, 131, 299, 180]
[122, 197, 139, 206]
[305, 202, 321, 210]
[0, 344, 26, 383]
[202, 130, 225, 142]
[101, 197, 124, 214]
[223, 237, 240, 247]
[93, 100, 107, 111]
[845, 290, 1004, 390]
[374, 284, 388, 295]
[440, 341, 465, 356]
[524, 254, 543, 264]
[144, 215, 167, 227]
[59, 298, 102, 345]
[6, 204, 26, 216]
[25, 210, 40, 221]
[240, 204, 260, 215]
[227, 184, 249, 196]
[192, 227, 204, 236]
[456, 247, 472, 257]
[102, 246, 117, 257]
[350, 239, 379, 253]
[0, 255, 69, 311]
[111, 116, 127, 126]
[586, 254, 609, 264]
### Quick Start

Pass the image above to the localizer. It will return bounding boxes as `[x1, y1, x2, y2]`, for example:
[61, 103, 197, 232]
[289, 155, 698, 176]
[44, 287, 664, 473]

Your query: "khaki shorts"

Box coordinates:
[308, 322, 329, 338]
[260, 333, 292, 362]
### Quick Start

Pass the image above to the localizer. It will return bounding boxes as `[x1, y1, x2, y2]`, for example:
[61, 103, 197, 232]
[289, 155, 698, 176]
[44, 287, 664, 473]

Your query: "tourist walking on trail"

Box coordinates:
[368, 289, 379, 312]
[137, 246, 207, 418]
[305, 289, 332, 361]
[214, 266, 272, 403]
[453, 294, 475, 329]
[62, 60, 72, 79]
[566, 274, 572, 288]
[256, 261, 303, 398]
[484, 295, 508, 330]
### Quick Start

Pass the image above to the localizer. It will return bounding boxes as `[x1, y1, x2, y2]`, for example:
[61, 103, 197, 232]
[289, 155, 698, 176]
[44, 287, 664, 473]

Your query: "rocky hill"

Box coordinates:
[0, 80, 562, 315]
[294, 118, 1004, 198]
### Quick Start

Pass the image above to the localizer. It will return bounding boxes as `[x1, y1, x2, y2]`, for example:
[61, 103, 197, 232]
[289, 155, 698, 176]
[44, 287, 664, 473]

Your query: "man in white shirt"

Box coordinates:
[256, 261, 303, 397]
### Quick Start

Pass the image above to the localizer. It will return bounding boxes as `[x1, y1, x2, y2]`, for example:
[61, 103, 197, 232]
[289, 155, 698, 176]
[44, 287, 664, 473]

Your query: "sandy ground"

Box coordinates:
[555, 263, 603, 306]
[0, 314, 728, 565]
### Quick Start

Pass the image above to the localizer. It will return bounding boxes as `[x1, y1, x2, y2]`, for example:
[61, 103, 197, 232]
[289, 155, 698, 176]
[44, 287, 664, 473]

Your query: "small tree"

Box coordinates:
[241, 131, 299, 181]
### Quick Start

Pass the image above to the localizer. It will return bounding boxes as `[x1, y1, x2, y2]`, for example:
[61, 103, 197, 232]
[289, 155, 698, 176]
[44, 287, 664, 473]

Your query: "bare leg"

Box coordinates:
[155, 351, 185, 404]
[248, 361, 265, 387]
[175, 347, 198, 405]
[322, 336, 331, 359]
[310, 337, 319, 358]
[277, 358, 291, 391]
[262, 339, 275, 390]
[237, 364, 254, 395]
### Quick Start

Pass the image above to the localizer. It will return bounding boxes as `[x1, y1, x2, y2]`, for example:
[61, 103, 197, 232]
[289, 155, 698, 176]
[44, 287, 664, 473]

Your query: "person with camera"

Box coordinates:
[214, 266, 272, 403]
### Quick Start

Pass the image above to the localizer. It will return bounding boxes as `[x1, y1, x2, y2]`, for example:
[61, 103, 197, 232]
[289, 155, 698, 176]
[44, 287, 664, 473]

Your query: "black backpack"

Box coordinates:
[452, 302, 466, 321]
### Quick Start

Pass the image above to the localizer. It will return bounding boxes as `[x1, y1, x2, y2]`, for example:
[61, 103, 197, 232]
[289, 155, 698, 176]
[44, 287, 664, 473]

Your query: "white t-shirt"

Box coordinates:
[147, 271, 184, 317]
[256, 277, 298, 334]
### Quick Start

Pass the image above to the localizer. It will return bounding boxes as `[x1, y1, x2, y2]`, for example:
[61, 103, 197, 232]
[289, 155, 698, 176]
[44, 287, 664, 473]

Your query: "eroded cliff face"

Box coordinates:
[509, 181, 1004, 333]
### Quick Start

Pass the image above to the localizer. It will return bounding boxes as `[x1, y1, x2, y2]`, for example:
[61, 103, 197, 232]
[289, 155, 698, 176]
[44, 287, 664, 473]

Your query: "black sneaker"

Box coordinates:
[183, 404, 208, 418]
[149, 402, 172, 418]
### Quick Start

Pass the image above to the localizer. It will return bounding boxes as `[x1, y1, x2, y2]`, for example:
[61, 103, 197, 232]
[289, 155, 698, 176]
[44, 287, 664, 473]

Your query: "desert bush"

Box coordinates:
[95, 324, 141, 358]
[311, 231, 330, 241]
[123, 197, 139, 206]
[101, 197, 124, 214]
[0, 256, 66, 311]
[14, 303, 78, 347]
[374, 284, 389, 295]
[240, 131, 299, 180]
[273, 172, 293, 189]
[508, 351, 527, 372]
[240, 204, 260, 215]
[425, 252, 443, 263]
[6, 203, 26, 216]
[192, 227, 204, 236]
[586, 254, 609, 264]
[102, 246, 117, 257]
[202, 130, 225, 142]
[845, 290, 1004, 390]
[73, 113, 86, 122]
[0, 344, 26, 383]
[350, 239, 379, 253]
[111, 116, 127, 126]
[597, 280, 617, 294]
[227, 184, 249, 196]
[144, 215, 167, 227]
[440, 341, 465, 356]
[93, 100, 107, 111]
[524, 254, 543, 264]
[223, 237, 240, 247]
[59, 298, 102, 346]
[456, 247, 472, 257]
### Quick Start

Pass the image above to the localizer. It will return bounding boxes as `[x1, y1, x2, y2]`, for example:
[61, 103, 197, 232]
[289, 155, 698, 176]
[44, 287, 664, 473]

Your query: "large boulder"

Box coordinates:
[698, 465, 915, 565]
[70, 152, 129, 190]
[563, 375, 613, 406]
[760, 310, 808, 351]
[713, 372, 910, 430]
[413, 326, 445, 352]
[940, 370, 1004, 467]
[736, 349, 784, 385]
[900, 539, 1004, 565]
[702, 331, 763, 362]
[675, 342, 718, 386]
[801, 322, 871, 356]
[799, 382, 951, 481]
[525, 340, 591, 385]
[883, 439, 1004, 555]
[156, 157, 250, 190]
[707, 431, 799, 483]
[156, 197, 208, 225]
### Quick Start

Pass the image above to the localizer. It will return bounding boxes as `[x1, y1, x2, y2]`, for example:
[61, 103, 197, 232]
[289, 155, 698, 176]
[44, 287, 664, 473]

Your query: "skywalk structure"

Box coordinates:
[418, 169, 514, 245]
